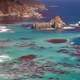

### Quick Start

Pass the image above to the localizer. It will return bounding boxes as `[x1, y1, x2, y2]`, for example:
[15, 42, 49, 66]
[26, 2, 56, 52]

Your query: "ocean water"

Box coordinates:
[41, 0, 80, 23]
[0, 25, 80, 80]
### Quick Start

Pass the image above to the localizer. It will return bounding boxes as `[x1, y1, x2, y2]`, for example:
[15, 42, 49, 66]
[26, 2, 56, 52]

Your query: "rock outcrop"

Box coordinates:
[51, 16, 66, 29]
[33, 16, 66, 30]
[33, 22, 52, 30]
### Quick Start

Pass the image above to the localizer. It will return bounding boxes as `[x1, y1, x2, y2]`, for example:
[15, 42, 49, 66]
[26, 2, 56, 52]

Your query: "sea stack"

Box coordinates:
[53, 16, 66, 29]
[33, 16, 66, 30]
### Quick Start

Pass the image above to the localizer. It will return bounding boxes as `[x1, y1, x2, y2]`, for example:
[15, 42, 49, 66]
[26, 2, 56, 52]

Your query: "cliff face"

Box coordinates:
[0, 0, 46, 23]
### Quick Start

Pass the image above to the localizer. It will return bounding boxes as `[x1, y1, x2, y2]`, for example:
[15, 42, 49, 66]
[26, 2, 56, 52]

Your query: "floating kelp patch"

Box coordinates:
[47, 39, 67, 44]
[18, 54, 37, 61]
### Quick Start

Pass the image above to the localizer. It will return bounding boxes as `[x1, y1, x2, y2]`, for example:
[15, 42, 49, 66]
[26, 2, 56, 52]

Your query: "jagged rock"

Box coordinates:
[33, 16, 66, 30]
[52, 16, 66, 29]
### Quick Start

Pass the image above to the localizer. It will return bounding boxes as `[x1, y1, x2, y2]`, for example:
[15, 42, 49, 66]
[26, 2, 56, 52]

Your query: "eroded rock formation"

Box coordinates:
[52, 16, 66, 29]
[33, 16, 66, 30]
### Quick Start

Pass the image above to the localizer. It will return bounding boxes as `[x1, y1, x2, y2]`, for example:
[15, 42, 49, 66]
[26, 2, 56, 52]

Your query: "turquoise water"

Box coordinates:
[0, 25, 80, 80]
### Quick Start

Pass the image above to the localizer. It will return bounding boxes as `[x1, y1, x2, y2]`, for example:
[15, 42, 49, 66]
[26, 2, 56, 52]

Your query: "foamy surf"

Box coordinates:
[0, 26, 14, 33]
[0, 55, 11, 63]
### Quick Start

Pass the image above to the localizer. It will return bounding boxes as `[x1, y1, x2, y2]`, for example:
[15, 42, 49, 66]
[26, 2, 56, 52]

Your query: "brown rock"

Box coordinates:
[47, 39, 67, 44]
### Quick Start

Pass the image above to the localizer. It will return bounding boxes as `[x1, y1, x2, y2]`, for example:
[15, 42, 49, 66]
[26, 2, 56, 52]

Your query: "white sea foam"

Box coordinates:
[63, 26, 75, 30]
[0, 54, 11, 63]
[0, 26, 13, 33]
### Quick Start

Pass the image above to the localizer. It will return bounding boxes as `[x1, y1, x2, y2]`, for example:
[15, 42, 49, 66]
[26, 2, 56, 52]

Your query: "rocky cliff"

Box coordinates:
[0, 0, 46, 23]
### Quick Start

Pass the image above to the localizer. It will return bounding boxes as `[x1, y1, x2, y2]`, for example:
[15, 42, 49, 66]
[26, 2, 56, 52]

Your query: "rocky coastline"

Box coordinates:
[0, 0, 46, 24]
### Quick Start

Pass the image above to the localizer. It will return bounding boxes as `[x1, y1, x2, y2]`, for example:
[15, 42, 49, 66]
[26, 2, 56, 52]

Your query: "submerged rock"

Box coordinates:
[18, 54, 37, 61]
[47, 39, 67, 44]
